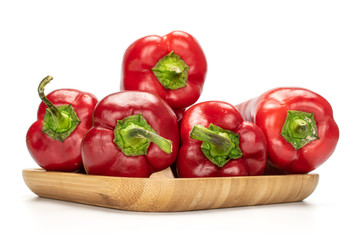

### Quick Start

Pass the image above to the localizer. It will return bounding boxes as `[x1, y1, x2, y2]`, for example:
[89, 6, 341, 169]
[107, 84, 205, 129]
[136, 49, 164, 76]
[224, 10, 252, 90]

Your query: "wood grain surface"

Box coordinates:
[22, 168, 319, 212]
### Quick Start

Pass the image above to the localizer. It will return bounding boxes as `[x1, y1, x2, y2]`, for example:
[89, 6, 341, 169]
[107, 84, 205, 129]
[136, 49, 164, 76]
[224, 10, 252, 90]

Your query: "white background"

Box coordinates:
[1, 0, 359, 239]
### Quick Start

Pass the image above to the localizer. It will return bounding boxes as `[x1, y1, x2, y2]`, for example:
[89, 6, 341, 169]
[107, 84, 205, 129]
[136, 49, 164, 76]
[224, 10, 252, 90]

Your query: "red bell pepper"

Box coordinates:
[81, 91, 179, 177]
[176, 101, 267, 178]
[26, 76, 98, 172]
[236, 87, 339, 174]
[121, 30, 207, 112]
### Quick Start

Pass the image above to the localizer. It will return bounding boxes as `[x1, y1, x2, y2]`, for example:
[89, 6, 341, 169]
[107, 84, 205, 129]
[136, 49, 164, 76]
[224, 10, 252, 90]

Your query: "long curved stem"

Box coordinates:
[38, 75, 71, 131]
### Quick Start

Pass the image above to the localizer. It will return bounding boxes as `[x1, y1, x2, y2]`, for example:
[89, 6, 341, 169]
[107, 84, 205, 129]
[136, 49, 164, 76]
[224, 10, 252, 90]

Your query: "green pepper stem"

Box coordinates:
[190, 124, 232, 154]
[289, 119, 309, 138]
[38, 75, 71, 132]
[125, 127, 173, 154]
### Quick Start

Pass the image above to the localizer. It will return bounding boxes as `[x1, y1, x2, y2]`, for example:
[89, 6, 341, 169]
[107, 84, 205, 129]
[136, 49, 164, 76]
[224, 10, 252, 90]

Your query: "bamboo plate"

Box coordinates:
[22, 168, 319, 212]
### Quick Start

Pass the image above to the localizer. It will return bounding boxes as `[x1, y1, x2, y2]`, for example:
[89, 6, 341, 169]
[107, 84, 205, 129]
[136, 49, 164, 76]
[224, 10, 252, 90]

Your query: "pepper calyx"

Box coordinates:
[190, 123, 242, 167]
[113, 114, 172, 156]
[281, 110, 319, 150]
[152, 51, 189, 90]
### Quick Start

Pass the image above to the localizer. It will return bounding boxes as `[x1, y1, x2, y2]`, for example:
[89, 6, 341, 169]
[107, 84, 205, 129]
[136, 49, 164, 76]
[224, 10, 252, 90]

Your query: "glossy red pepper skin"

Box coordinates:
[26, 89, 98, 172]
[121, 30, 207, 111]
[236, 87, 339, 174]
[81, 91, 180, 178]
[177, 101, 267, 178]
[174, 108, 186, 123]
